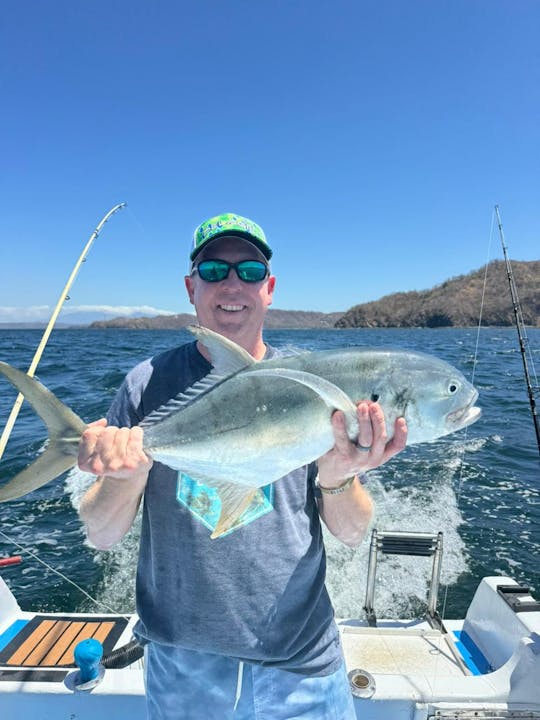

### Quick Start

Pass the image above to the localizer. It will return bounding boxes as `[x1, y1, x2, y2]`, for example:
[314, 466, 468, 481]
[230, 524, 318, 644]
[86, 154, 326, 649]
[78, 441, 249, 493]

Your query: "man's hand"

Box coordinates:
[78, 419, 153, 480]
[317, 401, 407, 488]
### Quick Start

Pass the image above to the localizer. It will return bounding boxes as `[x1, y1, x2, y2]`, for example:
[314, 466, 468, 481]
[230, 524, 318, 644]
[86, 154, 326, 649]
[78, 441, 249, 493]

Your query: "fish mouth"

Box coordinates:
[447, 391, 481, 429]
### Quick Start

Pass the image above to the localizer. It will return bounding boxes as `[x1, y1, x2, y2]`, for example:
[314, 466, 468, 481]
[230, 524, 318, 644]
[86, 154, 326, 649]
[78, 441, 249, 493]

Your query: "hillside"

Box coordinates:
[336, 260, 539, 328]
[89, 309, 342, 330]
[6, 260, 537, 331]
[263, 310, 343, 329]
[90, 313, 196, 329]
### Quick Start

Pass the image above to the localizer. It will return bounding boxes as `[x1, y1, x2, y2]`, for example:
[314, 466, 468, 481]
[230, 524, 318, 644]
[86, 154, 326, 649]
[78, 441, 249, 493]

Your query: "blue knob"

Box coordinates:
[74, 638, 103, 684]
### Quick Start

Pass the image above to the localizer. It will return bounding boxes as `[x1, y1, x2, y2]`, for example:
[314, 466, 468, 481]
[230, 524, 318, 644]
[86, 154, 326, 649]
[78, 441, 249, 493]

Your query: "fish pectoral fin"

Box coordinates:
[242, 367, 359, 438]
[210, 483, 262, 540]
[186, 325, 257, 374]
[0, 445, 78, 502]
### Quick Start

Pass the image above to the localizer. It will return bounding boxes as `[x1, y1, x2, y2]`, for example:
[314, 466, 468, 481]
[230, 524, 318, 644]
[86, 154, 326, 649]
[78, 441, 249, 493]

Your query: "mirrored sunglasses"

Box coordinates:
[194, 259, 269, 283]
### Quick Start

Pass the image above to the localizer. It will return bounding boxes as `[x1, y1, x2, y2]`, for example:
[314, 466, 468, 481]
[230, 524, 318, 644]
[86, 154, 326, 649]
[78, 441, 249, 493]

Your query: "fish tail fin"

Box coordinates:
[210, 484, 262, 539]
[0, 361, 86, 502]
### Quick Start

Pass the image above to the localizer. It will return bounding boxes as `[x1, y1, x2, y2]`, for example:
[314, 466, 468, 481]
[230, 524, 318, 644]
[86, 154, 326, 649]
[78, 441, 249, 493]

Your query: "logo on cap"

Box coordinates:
[191, 213, 272, 261]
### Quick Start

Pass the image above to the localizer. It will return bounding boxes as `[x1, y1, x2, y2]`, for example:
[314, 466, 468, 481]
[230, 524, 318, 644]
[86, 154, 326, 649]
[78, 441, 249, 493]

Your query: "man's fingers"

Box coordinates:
[367, 402, 392, 452]
[78, 424, 149, 478]
[381, 417, 408, 461]
[126, 426, 151, 468]
[86, 418, 108, 428]
[80, 426, 104, 462]
[105, 427, 131, 472]
[330, 410, 352, 453]
[323, 404, 407, 480]
[356, 402, 373, 449]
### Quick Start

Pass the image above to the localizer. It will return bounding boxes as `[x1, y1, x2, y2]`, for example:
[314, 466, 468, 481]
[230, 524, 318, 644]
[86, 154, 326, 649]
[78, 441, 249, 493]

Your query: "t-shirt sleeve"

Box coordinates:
[307, 461, 320, 498]
[106, 362, 151, 428]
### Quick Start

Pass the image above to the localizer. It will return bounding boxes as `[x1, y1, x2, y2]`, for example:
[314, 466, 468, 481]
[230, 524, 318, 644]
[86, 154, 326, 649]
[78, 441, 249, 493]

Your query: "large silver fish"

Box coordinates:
[0, 325, 480, 537]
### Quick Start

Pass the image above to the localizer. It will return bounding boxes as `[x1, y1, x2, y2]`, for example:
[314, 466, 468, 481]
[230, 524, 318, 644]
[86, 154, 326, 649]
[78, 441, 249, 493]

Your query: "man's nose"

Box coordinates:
[221, 269, 244, 288]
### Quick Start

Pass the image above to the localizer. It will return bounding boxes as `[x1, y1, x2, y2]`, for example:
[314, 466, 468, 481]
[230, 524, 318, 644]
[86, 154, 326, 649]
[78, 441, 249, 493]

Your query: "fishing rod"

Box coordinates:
[0, 202, 127, 460]
[494, 205, 540, 459]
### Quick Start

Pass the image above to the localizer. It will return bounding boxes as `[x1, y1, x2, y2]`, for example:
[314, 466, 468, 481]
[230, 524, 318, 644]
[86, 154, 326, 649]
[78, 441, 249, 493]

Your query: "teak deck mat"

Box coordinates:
[0, 614, 128, 668]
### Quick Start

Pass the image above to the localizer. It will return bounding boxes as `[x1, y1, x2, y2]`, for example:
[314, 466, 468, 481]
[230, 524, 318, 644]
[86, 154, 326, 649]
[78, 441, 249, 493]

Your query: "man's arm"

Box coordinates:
[316, 402, 407, 548]
[78, 420, 153, 550]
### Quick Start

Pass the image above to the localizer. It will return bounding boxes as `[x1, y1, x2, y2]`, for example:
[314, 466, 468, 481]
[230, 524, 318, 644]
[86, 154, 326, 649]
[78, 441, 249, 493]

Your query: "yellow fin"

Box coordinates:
[0, 449, 77, 502]
[0, 361, 86, 502]
[210, 484, 262, 539]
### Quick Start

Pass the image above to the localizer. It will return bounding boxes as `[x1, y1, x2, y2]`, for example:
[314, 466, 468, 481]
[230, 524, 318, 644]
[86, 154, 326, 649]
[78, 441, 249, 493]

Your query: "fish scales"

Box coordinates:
[143, 372, 334, 487]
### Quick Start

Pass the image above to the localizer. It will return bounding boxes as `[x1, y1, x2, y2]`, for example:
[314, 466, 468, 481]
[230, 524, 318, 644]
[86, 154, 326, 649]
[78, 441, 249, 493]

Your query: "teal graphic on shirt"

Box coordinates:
[176, 473, 274, 536]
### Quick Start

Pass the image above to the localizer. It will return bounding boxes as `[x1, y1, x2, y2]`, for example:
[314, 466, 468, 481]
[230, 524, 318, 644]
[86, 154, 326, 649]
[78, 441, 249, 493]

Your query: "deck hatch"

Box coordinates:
[0, 614, 128, 668]
[497, 584, 540, 613]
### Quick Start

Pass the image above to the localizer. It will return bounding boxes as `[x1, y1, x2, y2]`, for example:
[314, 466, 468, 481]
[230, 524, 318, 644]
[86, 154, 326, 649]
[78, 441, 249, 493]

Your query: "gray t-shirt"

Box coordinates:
[107, 341, 342, 676]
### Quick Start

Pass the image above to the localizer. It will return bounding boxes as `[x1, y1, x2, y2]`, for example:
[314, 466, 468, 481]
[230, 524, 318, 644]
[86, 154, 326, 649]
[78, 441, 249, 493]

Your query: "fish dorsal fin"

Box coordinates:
[243, 367, 359, 440]
[139, 370, 227, 428]
[186, 325, 256, 374]
[141, 326, 258, 428]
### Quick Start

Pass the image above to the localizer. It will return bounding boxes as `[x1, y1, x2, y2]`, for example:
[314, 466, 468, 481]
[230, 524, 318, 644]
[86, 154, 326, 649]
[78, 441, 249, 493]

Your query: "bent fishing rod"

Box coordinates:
[0, 202, 127, 460]
[495, 205, 540, 460]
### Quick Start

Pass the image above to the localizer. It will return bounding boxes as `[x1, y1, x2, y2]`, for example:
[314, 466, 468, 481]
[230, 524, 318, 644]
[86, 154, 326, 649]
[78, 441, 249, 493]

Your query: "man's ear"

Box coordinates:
[184, 275, 195, 304]
[266, 275, 276, 306]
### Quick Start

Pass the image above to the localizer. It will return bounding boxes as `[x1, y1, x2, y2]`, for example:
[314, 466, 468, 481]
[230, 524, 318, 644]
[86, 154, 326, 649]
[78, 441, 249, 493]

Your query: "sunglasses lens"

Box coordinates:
[196, 260, 229, 282]
[237, 261, 268, 282]
[196, 259, 268, 283]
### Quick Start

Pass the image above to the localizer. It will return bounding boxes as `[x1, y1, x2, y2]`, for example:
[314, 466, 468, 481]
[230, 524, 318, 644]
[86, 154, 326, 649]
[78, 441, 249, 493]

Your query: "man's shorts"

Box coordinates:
[145, 642, 357, 720]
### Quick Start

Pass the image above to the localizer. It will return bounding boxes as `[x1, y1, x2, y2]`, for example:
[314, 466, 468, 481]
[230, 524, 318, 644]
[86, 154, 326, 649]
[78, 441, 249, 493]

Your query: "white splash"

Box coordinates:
[66, 464, 468, 620]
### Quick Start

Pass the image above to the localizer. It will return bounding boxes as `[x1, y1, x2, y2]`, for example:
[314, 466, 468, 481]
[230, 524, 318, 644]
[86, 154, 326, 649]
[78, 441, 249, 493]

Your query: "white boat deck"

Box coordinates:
[1, 564, 540, 718]
[340, 622, 467, 678]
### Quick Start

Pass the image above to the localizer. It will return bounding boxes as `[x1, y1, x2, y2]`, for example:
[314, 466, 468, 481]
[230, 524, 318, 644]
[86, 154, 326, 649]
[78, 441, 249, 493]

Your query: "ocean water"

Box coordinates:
[0, 327, 538, 622]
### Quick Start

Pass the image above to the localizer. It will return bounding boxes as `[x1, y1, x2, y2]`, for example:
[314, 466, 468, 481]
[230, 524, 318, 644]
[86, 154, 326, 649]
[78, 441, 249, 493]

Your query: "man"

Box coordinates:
[78, 212, 407, 720]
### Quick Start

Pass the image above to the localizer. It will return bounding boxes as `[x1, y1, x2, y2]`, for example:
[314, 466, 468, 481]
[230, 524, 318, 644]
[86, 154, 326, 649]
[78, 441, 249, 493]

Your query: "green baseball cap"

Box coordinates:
[190, 212, 272, 262]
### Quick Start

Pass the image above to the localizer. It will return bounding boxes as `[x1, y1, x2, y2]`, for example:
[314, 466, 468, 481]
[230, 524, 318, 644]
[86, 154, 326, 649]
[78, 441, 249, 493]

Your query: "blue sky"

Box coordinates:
[0, 0, 538, 323]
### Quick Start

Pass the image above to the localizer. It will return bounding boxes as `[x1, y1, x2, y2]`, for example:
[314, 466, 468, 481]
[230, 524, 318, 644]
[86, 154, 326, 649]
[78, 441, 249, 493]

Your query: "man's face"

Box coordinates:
[184, 236, 275, 346]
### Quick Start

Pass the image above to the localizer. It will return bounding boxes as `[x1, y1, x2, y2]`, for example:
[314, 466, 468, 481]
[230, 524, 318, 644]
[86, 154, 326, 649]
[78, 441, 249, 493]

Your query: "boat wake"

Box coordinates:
[325, 469, 468, 618]
[66, 467, 140, 613]
[65, 458, 469, 620]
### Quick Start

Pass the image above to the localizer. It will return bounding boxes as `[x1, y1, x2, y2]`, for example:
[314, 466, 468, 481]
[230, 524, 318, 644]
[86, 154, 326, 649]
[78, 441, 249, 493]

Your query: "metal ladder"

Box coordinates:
[363, 529, 444, 629]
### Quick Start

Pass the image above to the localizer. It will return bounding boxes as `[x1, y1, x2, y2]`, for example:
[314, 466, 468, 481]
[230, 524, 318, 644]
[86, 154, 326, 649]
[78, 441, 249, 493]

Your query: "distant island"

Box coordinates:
[88, 260, 538, 329]
[2, 260, 537, 330]
[88, 310, 344, 330]
[336, 259, 539, 328]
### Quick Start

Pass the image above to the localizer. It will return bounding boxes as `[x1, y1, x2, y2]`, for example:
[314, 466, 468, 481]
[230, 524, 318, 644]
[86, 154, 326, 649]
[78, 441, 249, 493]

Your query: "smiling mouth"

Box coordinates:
[219, 304, 246, 312]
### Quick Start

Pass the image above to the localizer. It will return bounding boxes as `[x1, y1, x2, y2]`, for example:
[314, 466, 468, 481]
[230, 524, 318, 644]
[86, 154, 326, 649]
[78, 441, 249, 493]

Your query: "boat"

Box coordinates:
[1, 206, 538, 717]
[1, 529, 539, 717]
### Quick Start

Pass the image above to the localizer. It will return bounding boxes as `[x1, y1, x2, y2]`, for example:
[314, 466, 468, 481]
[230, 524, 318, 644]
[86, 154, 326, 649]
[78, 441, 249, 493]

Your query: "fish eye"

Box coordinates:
[371, 393, 380, 402]
[448, 382, 459, 394]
